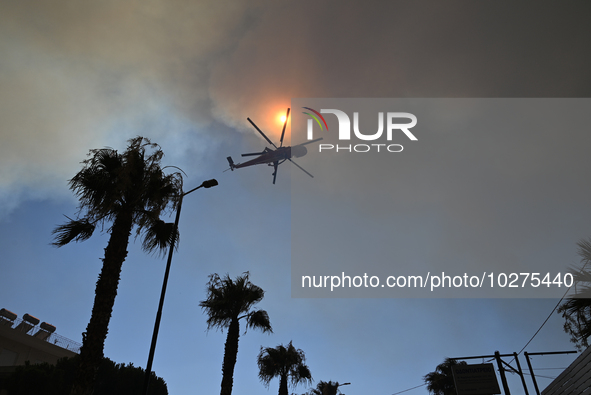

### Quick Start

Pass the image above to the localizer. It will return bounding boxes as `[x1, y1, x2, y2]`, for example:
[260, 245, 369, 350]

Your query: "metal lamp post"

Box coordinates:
[337, 382, 351, 394]
[142, 178, 218, 394]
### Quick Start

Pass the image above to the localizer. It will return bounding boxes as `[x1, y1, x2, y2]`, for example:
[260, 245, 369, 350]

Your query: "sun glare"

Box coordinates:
[262, 108, 289, 141]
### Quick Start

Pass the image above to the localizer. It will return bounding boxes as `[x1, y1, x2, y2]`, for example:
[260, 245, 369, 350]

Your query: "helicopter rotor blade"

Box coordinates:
[288, 158, 314, 178]
[295, 137, 323, 147]
[279, 108, 290, 147]
[241, 152, 266, 157]
[272, 161, 279, 184]
[247, 118, 277, 148]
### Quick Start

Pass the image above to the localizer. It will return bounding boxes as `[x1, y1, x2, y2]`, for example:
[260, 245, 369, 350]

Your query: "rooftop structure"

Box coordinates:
[0, 308, 81, 367]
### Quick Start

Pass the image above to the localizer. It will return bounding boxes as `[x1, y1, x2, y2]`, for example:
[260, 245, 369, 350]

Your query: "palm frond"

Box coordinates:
[558, 296, 591, 350]
[141, 219, 178, 256]
[70, 147, 123, 216]
[292, 363, 313, 387]
[52, 217, 96, 246]
[245, 310, 272, 334]
[556, 237, 591, 350]
[577, 239, 591, 263]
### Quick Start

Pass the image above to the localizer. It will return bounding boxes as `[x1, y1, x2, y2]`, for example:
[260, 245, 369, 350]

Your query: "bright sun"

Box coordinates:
[279, 114, 287, 124]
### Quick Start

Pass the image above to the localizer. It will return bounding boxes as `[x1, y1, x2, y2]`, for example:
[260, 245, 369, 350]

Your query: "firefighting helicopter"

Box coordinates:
[226, 108, 322, 184]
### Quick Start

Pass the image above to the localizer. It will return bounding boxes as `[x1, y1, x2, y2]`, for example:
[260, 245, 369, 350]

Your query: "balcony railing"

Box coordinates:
[1, 316, 81, 354]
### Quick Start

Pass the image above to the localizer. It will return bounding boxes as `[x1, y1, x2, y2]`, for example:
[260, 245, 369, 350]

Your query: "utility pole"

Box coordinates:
[524, 352, 540, 395]
[494, 351, 511, 395]
[523, 350, 577, 395]
[513, 352, 529, 395]
[452, 349, 576, 395]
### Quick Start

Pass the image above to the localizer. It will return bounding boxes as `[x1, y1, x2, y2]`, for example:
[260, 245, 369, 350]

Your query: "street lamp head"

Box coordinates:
[202, 179, 219, 188]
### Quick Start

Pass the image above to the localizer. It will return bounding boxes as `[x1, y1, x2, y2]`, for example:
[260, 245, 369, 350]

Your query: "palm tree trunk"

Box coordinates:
[220, 318, 240, 395]
[70, 210, 133, 395]
[278, 373, 289, 395]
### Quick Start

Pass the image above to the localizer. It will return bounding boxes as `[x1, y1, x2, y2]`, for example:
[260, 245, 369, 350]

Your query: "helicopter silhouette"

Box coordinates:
[227, 108, 322, 184]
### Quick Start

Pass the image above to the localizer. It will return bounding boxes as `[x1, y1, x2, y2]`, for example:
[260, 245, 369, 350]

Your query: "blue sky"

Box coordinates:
[2, 2, 591, 394]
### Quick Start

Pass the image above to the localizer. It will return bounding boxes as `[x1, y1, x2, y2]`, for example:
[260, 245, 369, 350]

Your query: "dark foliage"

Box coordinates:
[0, 356, 167, 395]
[305, 381, 346, 395]
[557, 238, 591, 350]
[424, 357, 468, 395]
[257, 341, 312, 395]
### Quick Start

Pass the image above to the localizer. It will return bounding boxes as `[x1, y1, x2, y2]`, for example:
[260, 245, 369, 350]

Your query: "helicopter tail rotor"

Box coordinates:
[226, 156, 235, 170]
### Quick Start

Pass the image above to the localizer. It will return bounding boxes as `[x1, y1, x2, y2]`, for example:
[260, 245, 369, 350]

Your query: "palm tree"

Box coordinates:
[557, 238, 591, 350]
[52, 137, 182, 395]
[423, 357, 467, 395]
[257, 341, 312, 395]
[200, 272, 272, 395]
[306, 381, 348, 395]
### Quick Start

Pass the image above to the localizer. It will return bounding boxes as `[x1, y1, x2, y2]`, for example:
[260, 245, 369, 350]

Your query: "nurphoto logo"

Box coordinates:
[302, 107, 417, 153]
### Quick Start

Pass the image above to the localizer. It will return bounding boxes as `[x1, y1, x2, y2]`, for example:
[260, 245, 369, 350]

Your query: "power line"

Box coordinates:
[508, 270, 581, 369]
[391, 383, 426, 395]
[514, 240, 591, 359]
[516, 291, 569, 357]
[391, 254, 586, 395]
[531, 367, 567, 370]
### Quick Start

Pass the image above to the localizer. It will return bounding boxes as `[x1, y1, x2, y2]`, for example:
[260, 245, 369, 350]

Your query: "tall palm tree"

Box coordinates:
[423, 357, 467, 395]
[257, 341, 312, 395]
[52, 137, 182, 395]
[200, 272, 272, 395]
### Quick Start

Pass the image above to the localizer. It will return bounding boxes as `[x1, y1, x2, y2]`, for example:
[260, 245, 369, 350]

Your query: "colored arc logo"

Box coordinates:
[302, 107, 329, 131]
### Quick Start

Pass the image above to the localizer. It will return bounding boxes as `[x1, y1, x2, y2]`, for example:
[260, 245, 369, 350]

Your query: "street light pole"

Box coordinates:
[338, 382, 351, 394]
[142, 179, 218, 395]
